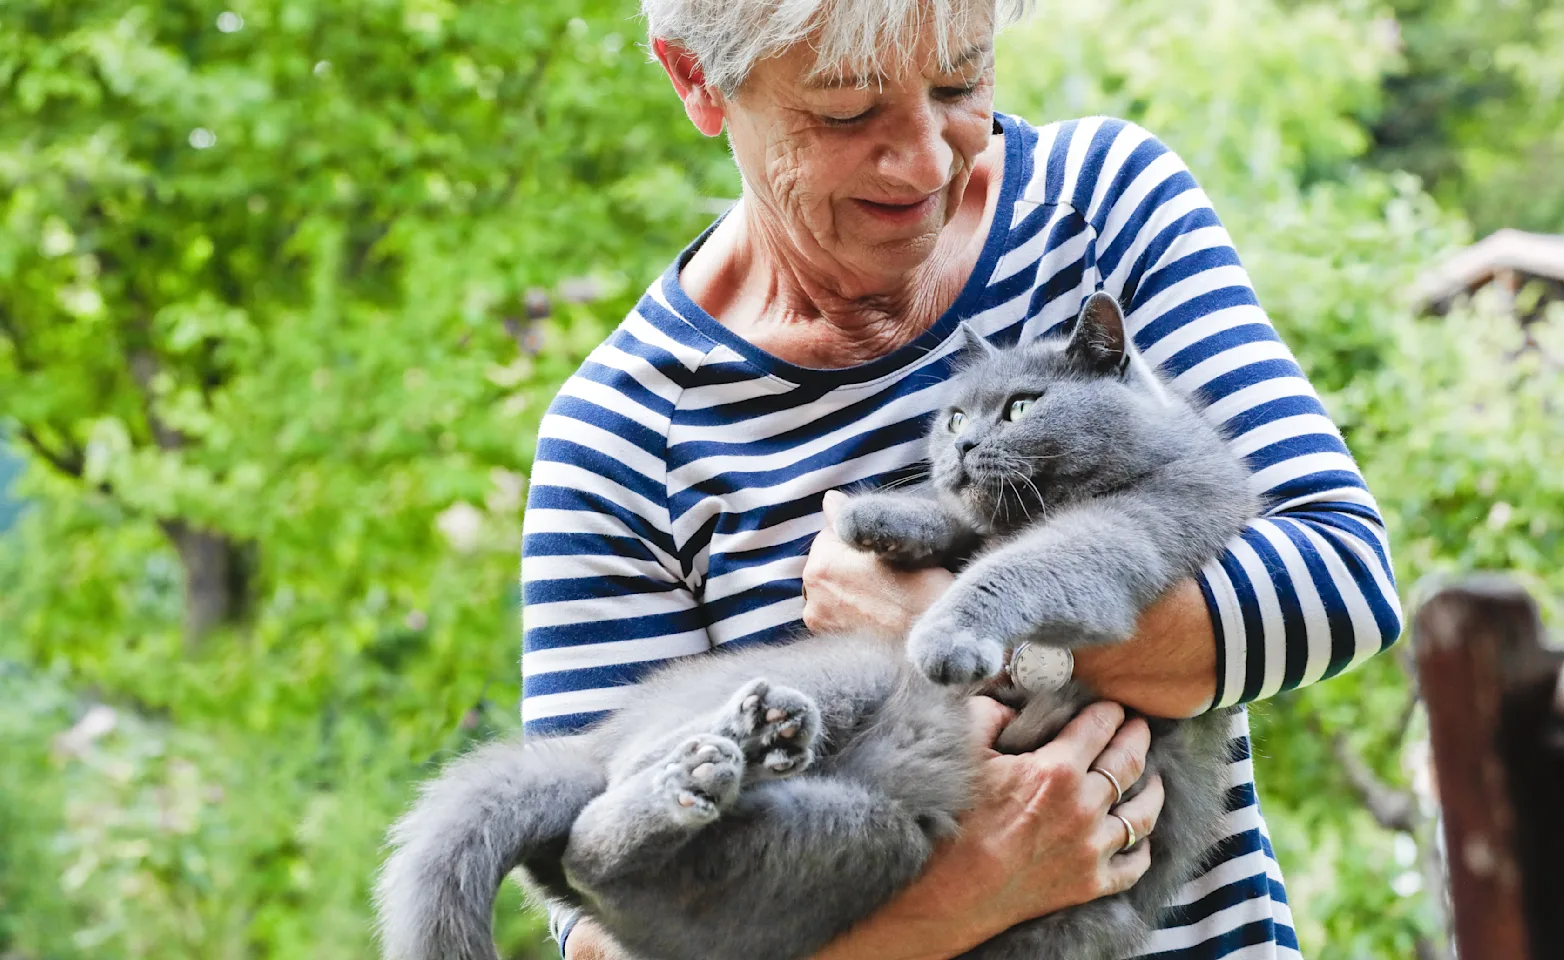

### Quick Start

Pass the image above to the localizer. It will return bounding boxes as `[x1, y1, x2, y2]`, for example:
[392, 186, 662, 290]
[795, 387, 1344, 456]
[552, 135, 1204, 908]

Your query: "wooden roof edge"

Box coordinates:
[1412, 229, 1564, 308]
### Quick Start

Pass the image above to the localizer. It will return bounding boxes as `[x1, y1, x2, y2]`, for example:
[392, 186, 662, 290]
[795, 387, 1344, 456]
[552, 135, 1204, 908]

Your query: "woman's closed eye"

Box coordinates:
[821, 108, 874, 127]
[933, 83, 980, 102]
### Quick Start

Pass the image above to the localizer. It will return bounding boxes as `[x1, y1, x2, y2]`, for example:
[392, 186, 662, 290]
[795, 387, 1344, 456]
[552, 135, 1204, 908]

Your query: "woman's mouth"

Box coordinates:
[854, 194, 938, 224]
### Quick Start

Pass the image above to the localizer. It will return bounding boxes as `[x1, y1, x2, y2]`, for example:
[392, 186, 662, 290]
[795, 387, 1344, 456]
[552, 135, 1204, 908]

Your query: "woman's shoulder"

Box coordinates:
[1005, 114, 1198, 221]
[535, 279, 734, 461]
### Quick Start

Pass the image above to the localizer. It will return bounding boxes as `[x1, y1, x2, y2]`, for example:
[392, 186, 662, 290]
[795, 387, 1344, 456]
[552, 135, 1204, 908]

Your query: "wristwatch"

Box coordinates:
[1007, 641, 1074, 693]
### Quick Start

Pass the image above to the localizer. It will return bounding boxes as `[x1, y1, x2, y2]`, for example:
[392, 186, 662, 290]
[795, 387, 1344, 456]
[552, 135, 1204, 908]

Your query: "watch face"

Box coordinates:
[1011, 644, 1073, 693]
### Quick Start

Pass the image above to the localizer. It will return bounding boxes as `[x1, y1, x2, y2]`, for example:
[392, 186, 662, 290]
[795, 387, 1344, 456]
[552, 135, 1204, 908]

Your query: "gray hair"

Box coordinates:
[642, 0, 1035, 97]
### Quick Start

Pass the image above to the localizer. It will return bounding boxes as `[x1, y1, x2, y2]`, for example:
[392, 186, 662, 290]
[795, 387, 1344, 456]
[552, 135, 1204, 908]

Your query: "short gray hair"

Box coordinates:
[642, 0, 1035, 97]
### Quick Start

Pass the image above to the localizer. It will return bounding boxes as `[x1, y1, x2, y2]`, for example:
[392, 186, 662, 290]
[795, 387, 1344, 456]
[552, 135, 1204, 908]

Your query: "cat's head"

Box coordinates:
[928, 292, 1177, 532]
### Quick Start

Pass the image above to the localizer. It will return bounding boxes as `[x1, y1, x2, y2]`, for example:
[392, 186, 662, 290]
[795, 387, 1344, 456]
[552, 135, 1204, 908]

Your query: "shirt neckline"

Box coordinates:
[658, 111, 1029, 388]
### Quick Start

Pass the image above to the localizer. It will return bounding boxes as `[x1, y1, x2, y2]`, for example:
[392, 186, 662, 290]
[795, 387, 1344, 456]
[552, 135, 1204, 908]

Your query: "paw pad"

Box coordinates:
[722, 679, 822, 779]
[655, 734, 743, 820]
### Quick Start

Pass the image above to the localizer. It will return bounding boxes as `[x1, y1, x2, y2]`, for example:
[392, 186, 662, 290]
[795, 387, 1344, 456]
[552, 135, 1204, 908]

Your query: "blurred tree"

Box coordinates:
[1368, 0, 1564, 235]
[0, 1, 727, 957]
[0, 0, 729, 645]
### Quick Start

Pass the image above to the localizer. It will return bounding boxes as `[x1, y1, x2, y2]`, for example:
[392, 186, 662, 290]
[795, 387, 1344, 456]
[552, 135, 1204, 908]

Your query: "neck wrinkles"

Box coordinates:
[745, 210, 965, 365]
[688, 135, 1003, 371]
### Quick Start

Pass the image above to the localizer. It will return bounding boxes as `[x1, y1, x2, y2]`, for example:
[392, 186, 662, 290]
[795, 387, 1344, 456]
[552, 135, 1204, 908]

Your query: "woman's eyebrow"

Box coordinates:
[803, 42, 994, 91]
[947, 43, 995, 70]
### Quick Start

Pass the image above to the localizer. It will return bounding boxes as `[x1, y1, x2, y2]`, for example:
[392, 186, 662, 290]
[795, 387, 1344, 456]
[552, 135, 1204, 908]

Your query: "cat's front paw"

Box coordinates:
[720, 679, 820, 779]
[652, 735, 744, 823]
[908, 613, 1005, 686]
[835, 496, 952, 568]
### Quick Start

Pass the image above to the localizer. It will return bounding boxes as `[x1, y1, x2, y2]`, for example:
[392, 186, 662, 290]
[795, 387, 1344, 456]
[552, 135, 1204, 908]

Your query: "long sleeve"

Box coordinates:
[1067, 117, 1402, 708]
[520, 325, 711, 737]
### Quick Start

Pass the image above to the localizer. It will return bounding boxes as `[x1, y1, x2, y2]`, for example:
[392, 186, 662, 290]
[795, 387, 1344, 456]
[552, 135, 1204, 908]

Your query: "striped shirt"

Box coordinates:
[521, 113, 1402, 959]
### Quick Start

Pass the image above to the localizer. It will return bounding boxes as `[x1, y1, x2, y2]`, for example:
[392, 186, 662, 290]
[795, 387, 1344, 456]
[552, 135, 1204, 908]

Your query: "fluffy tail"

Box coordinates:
[375, 738, 605, 960]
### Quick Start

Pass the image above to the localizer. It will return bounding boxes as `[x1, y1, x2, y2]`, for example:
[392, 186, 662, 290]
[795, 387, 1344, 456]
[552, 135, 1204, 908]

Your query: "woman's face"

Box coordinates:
[722, 24, 998, 297]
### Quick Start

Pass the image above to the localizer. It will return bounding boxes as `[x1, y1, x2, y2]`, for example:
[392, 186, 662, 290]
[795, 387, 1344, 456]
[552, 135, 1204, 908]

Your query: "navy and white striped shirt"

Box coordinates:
[521, 113, 1402, 958]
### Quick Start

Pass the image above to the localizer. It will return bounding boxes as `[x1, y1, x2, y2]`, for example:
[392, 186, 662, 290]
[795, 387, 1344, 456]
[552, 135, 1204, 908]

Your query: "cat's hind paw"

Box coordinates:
[652, 735, 744, 824]
[720, 679, 821, 779]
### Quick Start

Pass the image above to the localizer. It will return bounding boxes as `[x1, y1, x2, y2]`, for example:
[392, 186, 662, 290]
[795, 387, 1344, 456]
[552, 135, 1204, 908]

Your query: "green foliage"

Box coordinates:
[1369, 0, 1564, 235]
[1, 1, 726, 956]
[0, 0, 729, 727]
[0, 662, 549, 959]
[2, 0, 1560, 958]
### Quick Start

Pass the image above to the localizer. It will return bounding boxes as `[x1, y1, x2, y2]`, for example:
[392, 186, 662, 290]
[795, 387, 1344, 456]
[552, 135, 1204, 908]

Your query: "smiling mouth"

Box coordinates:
[854, 195, 937, 223]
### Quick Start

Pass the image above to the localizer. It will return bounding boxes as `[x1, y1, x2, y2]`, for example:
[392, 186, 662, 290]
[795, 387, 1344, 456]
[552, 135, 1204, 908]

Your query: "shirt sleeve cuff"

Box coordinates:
[1197, 556, 1249, 711]
[549, 904, 582, 958]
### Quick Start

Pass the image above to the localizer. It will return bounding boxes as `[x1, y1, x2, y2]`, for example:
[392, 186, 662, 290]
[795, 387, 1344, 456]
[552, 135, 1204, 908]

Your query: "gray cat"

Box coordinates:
[375, 292, 1257, 960]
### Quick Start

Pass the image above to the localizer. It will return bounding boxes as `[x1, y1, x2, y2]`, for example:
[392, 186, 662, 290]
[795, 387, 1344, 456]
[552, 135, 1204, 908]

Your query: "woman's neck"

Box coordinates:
[681, 136, 1005, 370]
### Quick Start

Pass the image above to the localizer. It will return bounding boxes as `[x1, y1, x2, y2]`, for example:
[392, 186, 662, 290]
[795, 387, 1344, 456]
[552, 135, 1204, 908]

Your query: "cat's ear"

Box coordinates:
[1067, 291, 1131, 378]
[957, 322, 998, 361]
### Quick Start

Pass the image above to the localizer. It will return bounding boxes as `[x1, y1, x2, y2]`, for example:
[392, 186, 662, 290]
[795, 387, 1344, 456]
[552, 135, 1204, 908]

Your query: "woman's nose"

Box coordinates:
[879, 103, 952, 194]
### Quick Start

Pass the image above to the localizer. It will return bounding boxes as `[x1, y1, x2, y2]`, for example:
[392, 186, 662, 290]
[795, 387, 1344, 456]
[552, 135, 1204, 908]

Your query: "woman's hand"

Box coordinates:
[803, 490, 954, 637]
[562, 919, 627, 960]
[814, 699, 1162, 960]
[564, 705, 1158, 960]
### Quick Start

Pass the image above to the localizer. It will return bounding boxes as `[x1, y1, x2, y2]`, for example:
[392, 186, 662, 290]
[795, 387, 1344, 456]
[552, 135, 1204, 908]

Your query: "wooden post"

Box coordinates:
[1413, 577, 1564, 960]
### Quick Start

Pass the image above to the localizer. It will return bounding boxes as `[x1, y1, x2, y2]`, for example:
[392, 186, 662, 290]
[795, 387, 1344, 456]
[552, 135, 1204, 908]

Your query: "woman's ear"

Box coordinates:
[653, 39, 725, 137]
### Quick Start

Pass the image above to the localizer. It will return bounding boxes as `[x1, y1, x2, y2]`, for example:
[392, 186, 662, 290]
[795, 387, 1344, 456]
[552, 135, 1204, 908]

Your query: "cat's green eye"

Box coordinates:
[1006, 397, 1037, 421]
[947, 410, 968, 432]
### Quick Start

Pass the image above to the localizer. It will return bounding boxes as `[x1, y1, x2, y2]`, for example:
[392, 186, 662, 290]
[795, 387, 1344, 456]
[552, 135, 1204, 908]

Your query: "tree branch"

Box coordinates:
[1305, 707, 1423, 832]
[15, 425, 86, 479]
[1332, 729, 1421, 832]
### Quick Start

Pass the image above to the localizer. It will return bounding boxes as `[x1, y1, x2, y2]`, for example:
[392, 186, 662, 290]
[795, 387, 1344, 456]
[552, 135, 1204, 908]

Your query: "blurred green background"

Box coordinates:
[1, 0, 1560, 957]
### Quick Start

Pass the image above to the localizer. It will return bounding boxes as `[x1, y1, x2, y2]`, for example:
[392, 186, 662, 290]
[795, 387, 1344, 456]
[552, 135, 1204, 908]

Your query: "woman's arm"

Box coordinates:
[805, 493, 1216, 718]
[1077, 118, 1404, 708]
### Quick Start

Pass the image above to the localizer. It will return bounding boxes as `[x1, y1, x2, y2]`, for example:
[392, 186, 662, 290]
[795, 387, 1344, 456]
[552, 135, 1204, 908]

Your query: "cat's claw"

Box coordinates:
[652, 735, 744, 823]
[908, 622, 1006, 686]
[721, 679, 821, 779]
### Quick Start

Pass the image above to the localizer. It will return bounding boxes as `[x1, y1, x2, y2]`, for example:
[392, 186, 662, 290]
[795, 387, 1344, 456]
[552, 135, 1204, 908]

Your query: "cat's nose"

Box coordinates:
[955, 435, 978, 458]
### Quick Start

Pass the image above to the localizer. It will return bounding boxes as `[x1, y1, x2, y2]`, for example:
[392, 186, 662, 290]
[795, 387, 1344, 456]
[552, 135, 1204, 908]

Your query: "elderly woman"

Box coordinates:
[520, 1, 1401, 958]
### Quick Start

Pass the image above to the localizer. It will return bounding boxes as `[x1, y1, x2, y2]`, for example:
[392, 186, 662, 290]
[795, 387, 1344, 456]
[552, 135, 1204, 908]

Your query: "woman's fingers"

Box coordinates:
[967, 696, 1018, 752]
[1095, 773, 1165, 861]
[1098, 839, 1153, 896]
[1082, 715, 1151, 811]
[1036, 701, 1126, 771]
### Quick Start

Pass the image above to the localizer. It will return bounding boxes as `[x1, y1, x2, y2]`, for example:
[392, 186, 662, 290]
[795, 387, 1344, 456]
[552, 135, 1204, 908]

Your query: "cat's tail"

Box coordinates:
[374, 737, 605, 960]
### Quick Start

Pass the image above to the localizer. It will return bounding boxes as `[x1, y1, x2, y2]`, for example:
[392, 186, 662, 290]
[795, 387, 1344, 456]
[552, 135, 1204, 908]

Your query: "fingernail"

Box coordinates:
[822, 490, 846, 507]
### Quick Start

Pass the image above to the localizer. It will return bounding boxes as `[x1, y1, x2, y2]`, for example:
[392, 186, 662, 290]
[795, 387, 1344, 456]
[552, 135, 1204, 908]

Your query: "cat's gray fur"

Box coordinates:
[375, 292, 1258, 960]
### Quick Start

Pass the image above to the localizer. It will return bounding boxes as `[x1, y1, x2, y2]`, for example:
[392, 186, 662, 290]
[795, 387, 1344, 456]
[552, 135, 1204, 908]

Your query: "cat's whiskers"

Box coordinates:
[1020, 474, 1047, 512]
[1015, 482, 1034, 523]
[877, 471, 931, 491]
